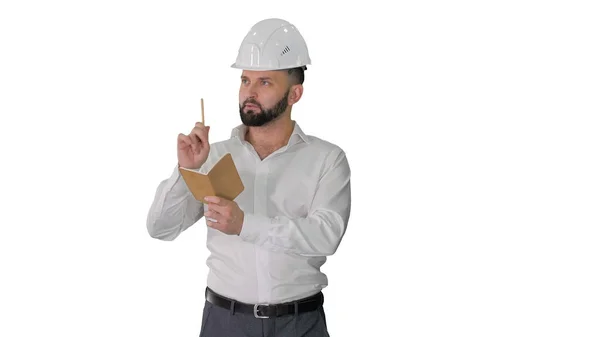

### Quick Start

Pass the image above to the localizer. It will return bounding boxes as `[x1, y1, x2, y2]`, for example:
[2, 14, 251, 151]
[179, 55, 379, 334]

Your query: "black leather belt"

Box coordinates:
[205, 287, 323, 319]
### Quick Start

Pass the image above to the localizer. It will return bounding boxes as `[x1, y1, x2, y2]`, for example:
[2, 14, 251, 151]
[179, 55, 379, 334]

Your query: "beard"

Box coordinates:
[239, 90, 289, 127]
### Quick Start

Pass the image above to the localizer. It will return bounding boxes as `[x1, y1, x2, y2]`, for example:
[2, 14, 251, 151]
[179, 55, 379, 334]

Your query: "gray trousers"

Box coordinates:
[198, 299, 330, 337]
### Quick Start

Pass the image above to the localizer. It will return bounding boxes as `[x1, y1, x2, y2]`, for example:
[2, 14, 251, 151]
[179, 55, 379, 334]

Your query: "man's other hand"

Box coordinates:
[203, 196, 245, 235]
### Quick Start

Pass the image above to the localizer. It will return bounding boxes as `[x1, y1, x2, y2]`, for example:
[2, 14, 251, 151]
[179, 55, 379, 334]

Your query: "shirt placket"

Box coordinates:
[253, 156, 271, 303]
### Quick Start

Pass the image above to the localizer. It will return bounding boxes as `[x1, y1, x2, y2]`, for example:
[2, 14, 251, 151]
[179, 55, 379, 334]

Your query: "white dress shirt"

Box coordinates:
[146, 121, 351, 304]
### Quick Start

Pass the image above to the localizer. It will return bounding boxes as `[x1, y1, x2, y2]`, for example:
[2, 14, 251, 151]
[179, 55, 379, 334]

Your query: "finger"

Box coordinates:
[206, 203, 229, 217]
[204, 209, 218, 220]
[178, 134, 192, 149]
[191, 143, 200, 154]
[203, 204, 217, 221]
[205, 210, 226, 224]
[189, 131, 200, 145]
[189, 129, 204, 146]
[204, 196, 227, 206]
[207, 221, 227, 233]
[205, 198, 231, 216]
[194, 122, 210, 133]
[192, 127, 209, 148]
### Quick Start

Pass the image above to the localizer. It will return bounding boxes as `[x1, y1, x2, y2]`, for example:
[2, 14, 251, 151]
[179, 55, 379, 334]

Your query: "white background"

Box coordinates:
[1, 0, 599, 336]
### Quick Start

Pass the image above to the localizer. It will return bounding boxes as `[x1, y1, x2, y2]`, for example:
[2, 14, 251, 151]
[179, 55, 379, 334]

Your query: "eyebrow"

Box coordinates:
[240, 76, 273, 81]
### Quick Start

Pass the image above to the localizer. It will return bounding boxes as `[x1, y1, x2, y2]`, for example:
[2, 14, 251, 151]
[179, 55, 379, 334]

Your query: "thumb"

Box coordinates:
[206, 126, 210, 132]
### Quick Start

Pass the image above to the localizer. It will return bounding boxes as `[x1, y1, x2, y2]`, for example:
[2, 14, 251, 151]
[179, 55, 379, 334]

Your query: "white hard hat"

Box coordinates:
[231, 18, 311, 71]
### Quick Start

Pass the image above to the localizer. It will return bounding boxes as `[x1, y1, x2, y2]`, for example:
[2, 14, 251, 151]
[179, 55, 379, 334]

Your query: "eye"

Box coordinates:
[261, 80, 270, 86]
[241, 78, 249, 84]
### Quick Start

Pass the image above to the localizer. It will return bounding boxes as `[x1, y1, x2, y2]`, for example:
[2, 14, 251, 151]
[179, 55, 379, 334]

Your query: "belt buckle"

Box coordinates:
[253, 304, 269, 319]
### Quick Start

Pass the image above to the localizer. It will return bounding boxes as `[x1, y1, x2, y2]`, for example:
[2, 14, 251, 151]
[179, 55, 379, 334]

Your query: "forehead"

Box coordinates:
[241, 69, 286, 81]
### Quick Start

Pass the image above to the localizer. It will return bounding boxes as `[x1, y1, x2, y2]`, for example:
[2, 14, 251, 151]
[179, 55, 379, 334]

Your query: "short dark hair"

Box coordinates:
[286, 66, 306, 85]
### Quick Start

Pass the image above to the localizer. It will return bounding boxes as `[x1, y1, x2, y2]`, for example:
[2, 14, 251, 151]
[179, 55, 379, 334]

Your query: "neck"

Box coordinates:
[245, 114, 294, 157]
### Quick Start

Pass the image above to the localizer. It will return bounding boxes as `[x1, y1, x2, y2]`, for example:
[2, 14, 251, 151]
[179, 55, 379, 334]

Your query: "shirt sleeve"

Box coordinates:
[238, 149, 351, 257]
[146, 164, 205, 240]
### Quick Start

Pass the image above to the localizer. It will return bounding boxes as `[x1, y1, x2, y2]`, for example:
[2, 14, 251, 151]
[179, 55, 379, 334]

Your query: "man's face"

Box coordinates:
[239, 70, 290, 127]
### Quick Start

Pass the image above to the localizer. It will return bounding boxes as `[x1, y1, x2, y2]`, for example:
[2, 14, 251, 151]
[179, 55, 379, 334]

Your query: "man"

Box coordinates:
[147, 18, 351, 337]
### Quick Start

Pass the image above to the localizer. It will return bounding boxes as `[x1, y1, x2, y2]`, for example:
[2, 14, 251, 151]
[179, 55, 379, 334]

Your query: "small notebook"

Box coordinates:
[178, 153, 244, 203]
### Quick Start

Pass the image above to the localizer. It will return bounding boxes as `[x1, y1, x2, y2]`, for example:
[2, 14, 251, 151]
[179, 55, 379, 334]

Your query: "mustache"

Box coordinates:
[242, 99, 262, 109]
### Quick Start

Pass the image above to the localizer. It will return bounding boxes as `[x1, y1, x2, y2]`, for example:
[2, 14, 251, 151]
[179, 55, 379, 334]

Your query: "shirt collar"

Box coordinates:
[230, 120, 311, 146]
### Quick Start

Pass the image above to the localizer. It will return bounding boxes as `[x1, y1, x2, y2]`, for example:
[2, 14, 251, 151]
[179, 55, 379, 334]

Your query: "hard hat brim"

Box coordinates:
[230, 63, 310, 71]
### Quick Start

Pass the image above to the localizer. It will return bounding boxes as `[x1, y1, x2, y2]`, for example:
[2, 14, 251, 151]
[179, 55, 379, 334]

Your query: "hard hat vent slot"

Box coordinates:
[280, 45, 291, 56]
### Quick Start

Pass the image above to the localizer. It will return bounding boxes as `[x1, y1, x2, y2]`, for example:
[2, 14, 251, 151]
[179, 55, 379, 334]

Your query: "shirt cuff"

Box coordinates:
[239, 212, 271, 241]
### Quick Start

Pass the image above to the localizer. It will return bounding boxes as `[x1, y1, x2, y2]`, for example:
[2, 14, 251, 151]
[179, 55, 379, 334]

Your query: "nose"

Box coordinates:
[248, 86, 258, 99]
[242, 93, 257, 105]
[240, 80, 259, 103]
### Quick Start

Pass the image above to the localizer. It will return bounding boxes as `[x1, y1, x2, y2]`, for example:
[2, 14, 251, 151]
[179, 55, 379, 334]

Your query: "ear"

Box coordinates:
[288, 84, 303, 105]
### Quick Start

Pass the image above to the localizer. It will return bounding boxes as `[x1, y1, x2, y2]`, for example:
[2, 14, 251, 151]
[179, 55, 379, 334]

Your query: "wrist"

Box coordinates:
[178, 162, 203, 171]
